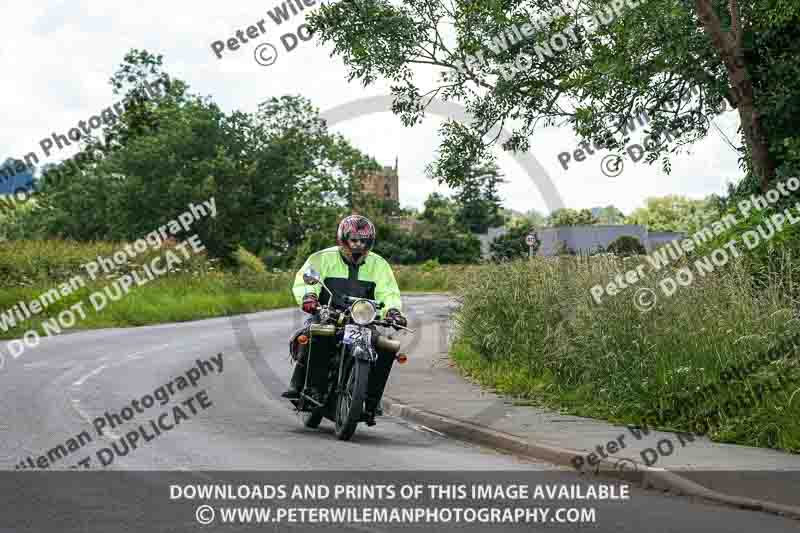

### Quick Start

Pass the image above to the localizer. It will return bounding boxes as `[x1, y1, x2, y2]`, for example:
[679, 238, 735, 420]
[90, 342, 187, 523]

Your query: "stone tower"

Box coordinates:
[358, 157, 399, 203]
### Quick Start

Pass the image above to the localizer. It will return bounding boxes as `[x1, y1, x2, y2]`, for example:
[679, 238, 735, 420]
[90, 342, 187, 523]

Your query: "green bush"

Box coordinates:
[420, 258, 441, 272]
[606, 235, 646, 256]
[490, 224, 538, 261]
[233, 246, 267, 274]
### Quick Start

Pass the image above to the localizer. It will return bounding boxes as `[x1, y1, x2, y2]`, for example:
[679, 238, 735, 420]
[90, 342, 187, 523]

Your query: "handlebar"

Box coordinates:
[344, 295, 385, 309]
[314, 309, 412, 332]
[374, 319, 414, 332]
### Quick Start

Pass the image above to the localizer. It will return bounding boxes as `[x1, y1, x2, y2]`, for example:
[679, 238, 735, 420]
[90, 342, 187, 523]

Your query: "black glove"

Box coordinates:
[302, 293, 319, 314]
[385, 308, 407, 327]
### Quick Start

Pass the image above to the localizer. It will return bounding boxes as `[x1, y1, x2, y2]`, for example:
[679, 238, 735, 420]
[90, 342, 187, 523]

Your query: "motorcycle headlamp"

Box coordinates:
[350, 299, 377, 326]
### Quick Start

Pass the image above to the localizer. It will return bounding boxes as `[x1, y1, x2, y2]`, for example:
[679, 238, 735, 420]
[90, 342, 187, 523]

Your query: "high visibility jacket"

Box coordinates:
[292, 246, 402, 317]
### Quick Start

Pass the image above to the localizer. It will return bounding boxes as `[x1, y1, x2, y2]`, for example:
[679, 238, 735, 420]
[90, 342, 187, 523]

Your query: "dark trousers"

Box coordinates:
[366, 344, 395, 410]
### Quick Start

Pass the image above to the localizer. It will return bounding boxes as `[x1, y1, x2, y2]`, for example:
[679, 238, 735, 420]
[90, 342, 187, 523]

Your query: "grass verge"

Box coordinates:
[450, 257, 800, 453]
[0, 240, 464, 340]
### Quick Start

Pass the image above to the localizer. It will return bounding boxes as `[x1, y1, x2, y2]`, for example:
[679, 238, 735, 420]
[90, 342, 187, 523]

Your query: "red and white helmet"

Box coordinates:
[337, 215, 376, 264]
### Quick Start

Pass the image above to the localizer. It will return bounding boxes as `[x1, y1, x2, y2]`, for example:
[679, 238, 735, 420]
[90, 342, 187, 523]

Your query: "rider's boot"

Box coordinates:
[281, 363, 304, 399]
[363, 399, 383, 426]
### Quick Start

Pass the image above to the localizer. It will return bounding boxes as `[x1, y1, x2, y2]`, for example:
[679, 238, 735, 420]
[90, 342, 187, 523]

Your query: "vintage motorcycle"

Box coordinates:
[289, 267, 413, 441]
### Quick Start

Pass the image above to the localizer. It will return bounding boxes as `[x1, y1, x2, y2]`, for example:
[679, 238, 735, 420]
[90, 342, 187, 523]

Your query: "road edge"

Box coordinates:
[381, 396, 800, 521]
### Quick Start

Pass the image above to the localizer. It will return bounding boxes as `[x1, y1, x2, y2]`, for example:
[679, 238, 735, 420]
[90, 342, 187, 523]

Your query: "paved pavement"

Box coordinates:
[0, 294, 797, 531]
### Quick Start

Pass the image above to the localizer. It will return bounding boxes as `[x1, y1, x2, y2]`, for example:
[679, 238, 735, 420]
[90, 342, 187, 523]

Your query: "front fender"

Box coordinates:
[351, 341, 376, 362]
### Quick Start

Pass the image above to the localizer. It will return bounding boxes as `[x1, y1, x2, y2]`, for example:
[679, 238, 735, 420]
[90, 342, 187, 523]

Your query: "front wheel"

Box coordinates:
[335, 359, 370, 441]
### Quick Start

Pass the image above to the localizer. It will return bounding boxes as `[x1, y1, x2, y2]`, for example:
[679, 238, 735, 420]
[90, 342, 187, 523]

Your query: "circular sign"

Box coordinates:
[525, 234, 536, 246]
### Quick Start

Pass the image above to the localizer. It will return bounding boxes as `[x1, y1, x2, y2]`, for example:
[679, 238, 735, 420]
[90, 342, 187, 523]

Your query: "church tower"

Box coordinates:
[357, 157, 399, 203]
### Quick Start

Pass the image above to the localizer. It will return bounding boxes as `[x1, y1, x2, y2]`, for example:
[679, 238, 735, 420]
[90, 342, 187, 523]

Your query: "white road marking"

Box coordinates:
[68, 343, 171, 442]
[126, 343, 170, 361]
[413, 424, 446, 437]
[72, 364, 108, 388]
[70, 343, 169, 388]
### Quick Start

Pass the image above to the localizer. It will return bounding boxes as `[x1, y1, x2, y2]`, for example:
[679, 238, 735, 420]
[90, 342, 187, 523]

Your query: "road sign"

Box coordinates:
[525, 234, 536, 246]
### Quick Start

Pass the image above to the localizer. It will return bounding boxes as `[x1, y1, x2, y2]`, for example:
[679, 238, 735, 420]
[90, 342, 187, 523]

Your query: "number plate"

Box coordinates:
[343, 325, 371, 346]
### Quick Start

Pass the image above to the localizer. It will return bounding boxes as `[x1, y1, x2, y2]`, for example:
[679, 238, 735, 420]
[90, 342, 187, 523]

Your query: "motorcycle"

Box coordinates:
[289, 267, 413, 441]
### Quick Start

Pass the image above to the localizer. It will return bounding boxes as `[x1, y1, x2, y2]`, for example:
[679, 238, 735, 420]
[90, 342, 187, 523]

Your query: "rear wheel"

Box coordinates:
[334, 359, 370, 441]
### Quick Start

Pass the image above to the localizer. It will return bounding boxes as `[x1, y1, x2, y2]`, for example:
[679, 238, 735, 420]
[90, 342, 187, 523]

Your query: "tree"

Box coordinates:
[627, 195, 719, 233]
[453, 161, 506, 233]
[547, 208, 598, 226]
[25, 50, 376, 266]
[593, 206, 625, 224]
[524, 208, 547, 227]
[420, 192, 458, 226]
[490, 223, 539, 261]
[309, 0, 800, 192]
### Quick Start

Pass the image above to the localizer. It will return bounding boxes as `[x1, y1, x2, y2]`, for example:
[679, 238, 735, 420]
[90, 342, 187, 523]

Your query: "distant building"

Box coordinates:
[388, 215, 418, 233]
[358, 158, 399, 203]
[354, 158, 418, 231]
[475, 224, 685, 259]
[536, 225, 684, 256]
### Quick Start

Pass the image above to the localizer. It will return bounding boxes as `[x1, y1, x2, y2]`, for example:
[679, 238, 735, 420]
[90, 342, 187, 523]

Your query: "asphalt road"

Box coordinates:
[0, 294, 797, 532]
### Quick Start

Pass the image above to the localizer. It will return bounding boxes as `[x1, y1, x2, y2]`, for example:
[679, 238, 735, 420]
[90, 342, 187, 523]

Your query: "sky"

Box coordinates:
[1, 1, 744, 216]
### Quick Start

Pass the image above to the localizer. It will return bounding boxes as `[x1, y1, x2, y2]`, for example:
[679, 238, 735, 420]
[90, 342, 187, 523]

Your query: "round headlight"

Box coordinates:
[350, 299, 377, 325]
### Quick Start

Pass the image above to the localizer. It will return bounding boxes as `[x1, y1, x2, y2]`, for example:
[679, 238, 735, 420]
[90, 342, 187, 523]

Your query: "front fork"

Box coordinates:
[336, 326, 377, 394]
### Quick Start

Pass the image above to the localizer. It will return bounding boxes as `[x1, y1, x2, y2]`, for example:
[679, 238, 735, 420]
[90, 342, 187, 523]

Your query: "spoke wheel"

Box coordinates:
[335, 359, 370, 441]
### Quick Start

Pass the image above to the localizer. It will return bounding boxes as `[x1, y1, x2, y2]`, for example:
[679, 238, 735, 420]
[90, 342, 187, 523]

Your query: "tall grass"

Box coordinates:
[451, 256, 800, 452]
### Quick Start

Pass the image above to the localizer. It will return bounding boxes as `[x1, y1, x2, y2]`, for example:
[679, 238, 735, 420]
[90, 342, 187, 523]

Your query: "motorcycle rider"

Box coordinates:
[282, 214, 408, 425]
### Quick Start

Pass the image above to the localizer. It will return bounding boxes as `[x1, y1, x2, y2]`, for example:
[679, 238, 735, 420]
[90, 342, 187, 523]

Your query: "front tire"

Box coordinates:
[335, 359, 370, 441]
